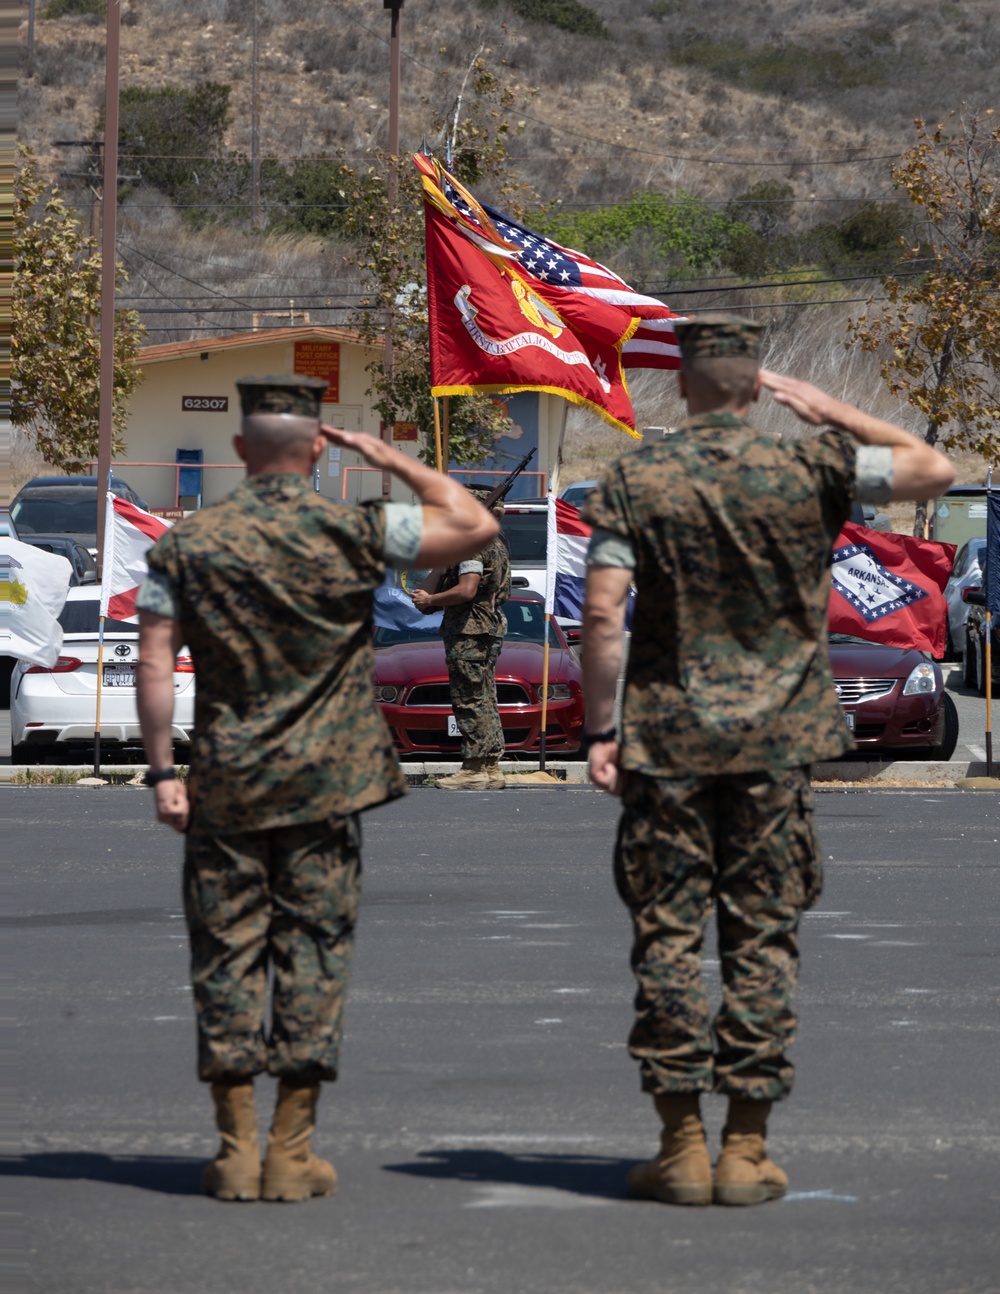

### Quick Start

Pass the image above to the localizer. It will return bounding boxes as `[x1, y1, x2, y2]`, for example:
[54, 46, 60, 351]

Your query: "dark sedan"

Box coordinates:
[374, 595, 585, 756]
[10, 475, 148, 553]
[20, 536, 97, 586]
[829, 635, 959, 759]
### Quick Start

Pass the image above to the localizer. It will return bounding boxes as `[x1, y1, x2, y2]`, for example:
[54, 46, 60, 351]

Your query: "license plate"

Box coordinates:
[103, 665, 136, 688]
[447, 714, 461, 737]
[844, 710, 856, 731]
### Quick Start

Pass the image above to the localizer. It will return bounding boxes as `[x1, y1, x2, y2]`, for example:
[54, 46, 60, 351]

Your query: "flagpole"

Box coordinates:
[95, 481, 115, 778]
[539, 616, 550, 772]
[986, 465, 994, 778]
[433, 398, 444, 473]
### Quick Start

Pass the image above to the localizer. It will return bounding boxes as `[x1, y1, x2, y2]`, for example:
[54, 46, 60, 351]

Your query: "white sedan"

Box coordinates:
[10, 587, 195, 763]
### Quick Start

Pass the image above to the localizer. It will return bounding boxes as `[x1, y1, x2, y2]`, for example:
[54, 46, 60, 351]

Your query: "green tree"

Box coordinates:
[539, 190, 745, 281]
[847, 109, 1000, 534]
[112, 83, 235, 226]
[12, 149, 145, 472]
[340, 56, 537, 467]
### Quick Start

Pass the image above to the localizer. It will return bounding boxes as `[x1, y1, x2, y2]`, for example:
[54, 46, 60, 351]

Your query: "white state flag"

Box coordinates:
[0, 536, 73, 668]
[100, 492, 172, 623]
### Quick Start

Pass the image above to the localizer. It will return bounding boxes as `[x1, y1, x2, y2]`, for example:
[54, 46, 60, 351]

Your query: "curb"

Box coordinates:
[1, 759, 992, 787]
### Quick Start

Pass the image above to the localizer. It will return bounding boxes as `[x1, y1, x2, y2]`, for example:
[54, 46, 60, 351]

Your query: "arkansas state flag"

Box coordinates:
[828, 522, 956, 657]
[418, 155, 645, 437]
[99, 493, 172, 623]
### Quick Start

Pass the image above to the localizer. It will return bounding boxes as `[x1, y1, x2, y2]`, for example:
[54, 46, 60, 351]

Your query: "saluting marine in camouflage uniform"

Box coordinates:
[136, 376, 496, 1203]
[580, 314, 954, 1207]
[411, 485, 511, 790]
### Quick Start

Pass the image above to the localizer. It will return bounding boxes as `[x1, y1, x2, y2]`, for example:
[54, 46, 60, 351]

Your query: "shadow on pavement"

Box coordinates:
[382, 1147, 636, 1200]
[2, 1152, 204, 1196]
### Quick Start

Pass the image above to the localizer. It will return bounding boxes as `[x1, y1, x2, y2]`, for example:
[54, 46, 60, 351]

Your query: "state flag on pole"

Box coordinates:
[416, 154, 681, 437]
[100, 493, 172, 623]
[545, 495, 591, 620]
[0, 536, 72, 668]
[828, 522, 956, 657]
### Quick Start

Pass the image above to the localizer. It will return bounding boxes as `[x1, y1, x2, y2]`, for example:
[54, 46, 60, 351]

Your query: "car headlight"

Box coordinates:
[374, 684, 399, 703]
[901, 662, 938, 696]
[545, 683, 572, 700]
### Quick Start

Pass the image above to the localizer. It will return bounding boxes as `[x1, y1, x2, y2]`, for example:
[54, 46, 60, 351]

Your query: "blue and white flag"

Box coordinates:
[373, 575, 442, 633]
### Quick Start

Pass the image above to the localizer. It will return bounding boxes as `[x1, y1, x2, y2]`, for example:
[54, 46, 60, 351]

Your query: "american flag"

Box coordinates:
[417, 155, 681, 371]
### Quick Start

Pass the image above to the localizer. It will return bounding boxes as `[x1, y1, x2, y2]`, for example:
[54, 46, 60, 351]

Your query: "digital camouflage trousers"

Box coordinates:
[443, 633, 505, 762]
[613, 767, 822, 1102]
[183, 815, 362, 1083]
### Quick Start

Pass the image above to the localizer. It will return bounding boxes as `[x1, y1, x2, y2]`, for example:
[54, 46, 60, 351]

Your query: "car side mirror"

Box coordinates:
[962, 585, 986, 605]
[80, 570, 97, 585]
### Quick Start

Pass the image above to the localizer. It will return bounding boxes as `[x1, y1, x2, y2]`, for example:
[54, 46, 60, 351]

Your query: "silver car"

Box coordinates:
[942, 537, 987, 660]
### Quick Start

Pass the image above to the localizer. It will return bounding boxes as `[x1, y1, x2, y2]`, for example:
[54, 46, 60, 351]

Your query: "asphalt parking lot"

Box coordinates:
[8, 784, 999, 1294]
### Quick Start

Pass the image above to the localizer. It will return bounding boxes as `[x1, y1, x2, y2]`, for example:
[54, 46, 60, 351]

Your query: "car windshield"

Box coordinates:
[828, 633, 884, 647]
[58, 601, 137, 635]
[375, 600, 555, 648]
[12, 494, 97, 535]
[501, 512, 546, 565]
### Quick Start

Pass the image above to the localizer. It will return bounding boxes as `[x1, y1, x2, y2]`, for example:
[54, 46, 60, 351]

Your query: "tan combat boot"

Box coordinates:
[261, 1081, 337, 1202]
[482, 760, 506, 789]
[436, 758, 491, 790]
[627, 1093, 712, 1206]
[713, 1096, 788, 1206]
[202, 1081, 261, 1201]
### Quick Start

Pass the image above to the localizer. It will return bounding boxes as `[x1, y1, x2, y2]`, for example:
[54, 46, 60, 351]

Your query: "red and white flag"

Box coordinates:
[828, 522, 956, 658]
[99, 493, 172, 623]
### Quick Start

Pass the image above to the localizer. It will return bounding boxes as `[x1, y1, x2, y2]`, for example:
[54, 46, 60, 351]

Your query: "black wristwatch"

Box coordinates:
[581, 727, 618, 753]
[144, 767, 178, 787]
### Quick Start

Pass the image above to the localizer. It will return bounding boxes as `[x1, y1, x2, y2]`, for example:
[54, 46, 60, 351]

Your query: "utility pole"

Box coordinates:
[251, 0, 260, 232]
[96, 1, 122, 581]
[382, 0, 403, 498]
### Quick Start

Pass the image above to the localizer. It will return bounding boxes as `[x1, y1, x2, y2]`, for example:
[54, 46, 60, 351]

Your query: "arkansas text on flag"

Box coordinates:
[416, 154, 681, 437]
[100, 494, 172, 623]
[0, 536, 72, 668]
[828, 522, 955, 657]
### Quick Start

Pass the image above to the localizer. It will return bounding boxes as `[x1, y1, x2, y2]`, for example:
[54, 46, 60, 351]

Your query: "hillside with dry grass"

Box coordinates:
[16, 0, 998, 496]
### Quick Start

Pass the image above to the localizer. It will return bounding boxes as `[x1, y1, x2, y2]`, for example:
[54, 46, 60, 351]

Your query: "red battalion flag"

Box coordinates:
[415, 154, 682, 437]
[99, 493, 172, 623]
[828, 522, 956, 658]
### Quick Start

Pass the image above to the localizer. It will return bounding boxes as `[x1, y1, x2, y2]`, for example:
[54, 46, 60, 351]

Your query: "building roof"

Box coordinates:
[137, 325, 372, 365]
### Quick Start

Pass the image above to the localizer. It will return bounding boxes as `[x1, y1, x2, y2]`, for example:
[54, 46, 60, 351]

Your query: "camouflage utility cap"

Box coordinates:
[466, 483, 495, 501]
[236, 374, 328, 418]
[673, 313, 763, 361]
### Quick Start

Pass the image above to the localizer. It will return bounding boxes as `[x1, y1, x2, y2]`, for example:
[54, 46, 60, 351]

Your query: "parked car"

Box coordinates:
[849, 501, 892, 531]
[373, 593, 584, 756]
[10, 475, 148, 554]
[962, 585, 1000, 696]
[10, 587, 195, 764]
[829, 634, 959, 760]
[558, 480, 598, 508]
[499, 497, 548, 599]
[20, 536, 98, 587]
[943, 537, 987, 660]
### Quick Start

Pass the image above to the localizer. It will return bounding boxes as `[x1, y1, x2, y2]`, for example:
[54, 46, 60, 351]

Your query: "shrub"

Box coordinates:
[44, 0, 104, 17]
[477, 0, 607, 40]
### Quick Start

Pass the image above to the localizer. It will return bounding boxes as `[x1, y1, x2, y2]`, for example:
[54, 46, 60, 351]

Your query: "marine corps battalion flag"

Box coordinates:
[828, 522, 955, 658]
[416, 154, 680, 437]
[100, 493, 172, 623]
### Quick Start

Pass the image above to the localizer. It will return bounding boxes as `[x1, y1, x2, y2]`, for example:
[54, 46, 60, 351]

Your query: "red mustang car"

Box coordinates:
[373, 594, 585, 756]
